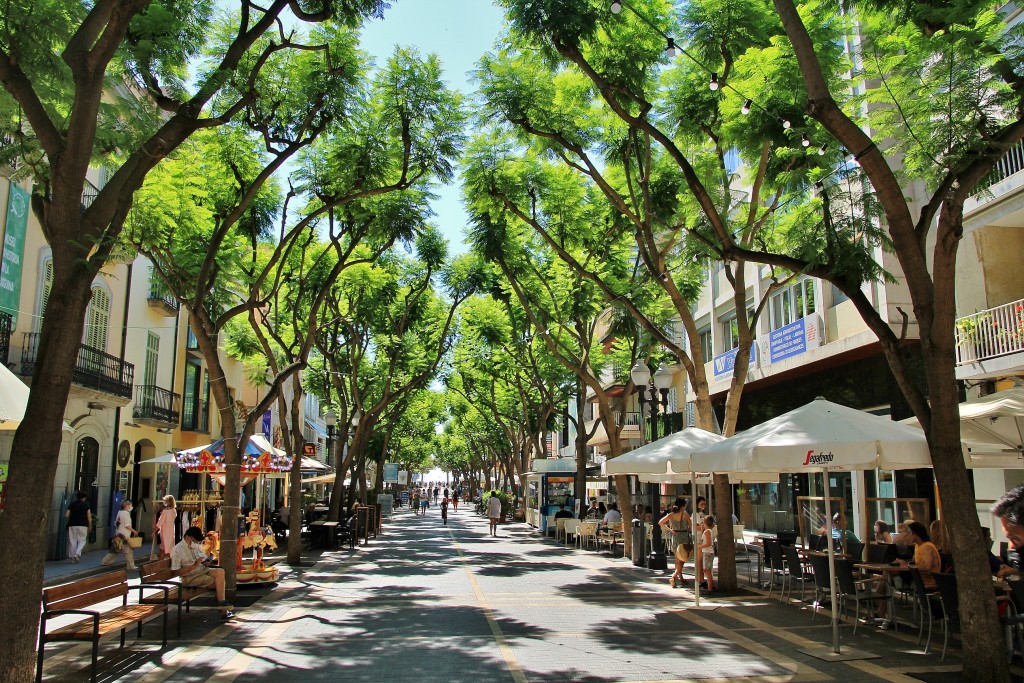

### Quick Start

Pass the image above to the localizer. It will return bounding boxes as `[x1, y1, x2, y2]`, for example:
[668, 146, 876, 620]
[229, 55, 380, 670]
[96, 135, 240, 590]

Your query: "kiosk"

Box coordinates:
[524, 459, 577, 532]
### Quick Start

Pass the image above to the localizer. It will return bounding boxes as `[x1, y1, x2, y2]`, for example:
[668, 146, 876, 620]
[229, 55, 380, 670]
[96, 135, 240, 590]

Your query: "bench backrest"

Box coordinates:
[43, 570, 128, 612]
[140, 557, 176, 584]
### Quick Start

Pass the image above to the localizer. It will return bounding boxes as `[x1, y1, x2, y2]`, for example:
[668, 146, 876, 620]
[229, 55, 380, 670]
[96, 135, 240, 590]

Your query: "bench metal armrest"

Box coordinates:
[41, 609, 101, 638]
[131, 584, 170, 604]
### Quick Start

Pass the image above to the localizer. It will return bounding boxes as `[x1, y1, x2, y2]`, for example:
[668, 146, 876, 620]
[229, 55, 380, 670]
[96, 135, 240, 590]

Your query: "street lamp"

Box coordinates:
[324, 408, 337, 467]
[653, 363, 674, 437]
[630, 361, 667, 571]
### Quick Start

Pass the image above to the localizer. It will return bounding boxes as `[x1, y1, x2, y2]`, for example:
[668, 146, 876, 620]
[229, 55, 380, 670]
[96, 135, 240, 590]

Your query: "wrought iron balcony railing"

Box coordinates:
[21, 332, 134, 399]
[133, 384, 181, 426]
[147, 279, 179, 316]
[181, 397, 210, 432]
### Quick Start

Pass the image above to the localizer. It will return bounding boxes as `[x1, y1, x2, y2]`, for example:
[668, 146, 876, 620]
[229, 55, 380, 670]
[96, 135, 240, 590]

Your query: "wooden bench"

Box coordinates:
[38, 569, 169, 683]
[138, 557, 214, 637]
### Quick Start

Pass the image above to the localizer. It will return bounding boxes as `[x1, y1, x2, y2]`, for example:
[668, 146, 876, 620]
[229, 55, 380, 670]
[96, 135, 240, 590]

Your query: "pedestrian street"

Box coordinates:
[41, 506, 997, 682]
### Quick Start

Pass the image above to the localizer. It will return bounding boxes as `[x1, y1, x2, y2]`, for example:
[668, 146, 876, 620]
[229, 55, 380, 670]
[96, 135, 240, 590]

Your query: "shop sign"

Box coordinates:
[712, 344, 757, 378]
[302, 443, 316, 457]
[0, 184, 29, 325]
[767, 314, 822, 363]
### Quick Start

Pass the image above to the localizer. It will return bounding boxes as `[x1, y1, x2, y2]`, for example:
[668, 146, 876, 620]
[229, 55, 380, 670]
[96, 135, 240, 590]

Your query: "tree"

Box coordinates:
[0, 3, 388, 677]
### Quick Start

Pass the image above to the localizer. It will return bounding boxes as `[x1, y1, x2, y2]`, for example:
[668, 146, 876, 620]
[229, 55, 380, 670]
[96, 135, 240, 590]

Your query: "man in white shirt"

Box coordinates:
[603, 503, 623, 525]
[487, 491, 503, 537]
[171, 527, 234, 620]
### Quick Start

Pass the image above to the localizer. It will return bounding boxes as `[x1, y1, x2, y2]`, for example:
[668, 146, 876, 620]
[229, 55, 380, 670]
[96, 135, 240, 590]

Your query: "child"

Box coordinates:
[698, 515, 716, 594]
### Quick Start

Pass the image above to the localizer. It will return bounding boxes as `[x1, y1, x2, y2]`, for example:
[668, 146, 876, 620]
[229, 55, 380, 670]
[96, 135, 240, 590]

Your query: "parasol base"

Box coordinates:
[796, 646, 880, 662]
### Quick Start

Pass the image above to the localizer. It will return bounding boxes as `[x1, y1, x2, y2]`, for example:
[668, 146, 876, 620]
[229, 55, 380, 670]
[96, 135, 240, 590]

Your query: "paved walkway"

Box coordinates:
[39, 506, 1020, 682]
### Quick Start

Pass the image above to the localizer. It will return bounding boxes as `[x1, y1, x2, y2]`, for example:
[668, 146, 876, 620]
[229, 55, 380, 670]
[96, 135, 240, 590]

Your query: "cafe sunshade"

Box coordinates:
[689, 397, 932, 474]
[0, 363, 30, 430]
[605, 427, 725, 475]
[901, 387, 1024, 467]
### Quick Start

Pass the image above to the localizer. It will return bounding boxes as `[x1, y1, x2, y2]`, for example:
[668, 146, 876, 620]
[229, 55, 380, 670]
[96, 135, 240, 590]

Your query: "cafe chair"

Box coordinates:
[835, 559, 881, 634]
[555, 517, 568, 542]
[846, 540, 865, 563]
[733, 526, 754, 582]
[868, 543, 898, 564]
[764, 539, 788, 601]
[809, 534, 825, 552]
[562, 518, 580, 544]
[782, 544, 813, 604]
[577, 521, 598, 550]
[909, 567, 943, 653]
[932, 571, 960, 660]
[545, 514, 558, 537]
[809, 553, 834, 623]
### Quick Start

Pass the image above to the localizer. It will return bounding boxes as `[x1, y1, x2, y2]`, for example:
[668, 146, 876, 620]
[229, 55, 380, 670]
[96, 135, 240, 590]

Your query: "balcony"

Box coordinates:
[21, 333, 134, 405]
[0, 311, 10, 365]
[955, 298, 1024, 379]
[181, 397, 210, 433]
[973, 139, 1024, 198]
[147, 279, 179, 317]
[133, 384, 181, 427]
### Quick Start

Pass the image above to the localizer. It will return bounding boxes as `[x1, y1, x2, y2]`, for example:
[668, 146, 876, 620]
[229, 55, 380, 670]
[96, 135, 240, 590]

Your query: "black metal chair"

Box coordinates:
[809, 553, 834, 622]
[764, 539, 788, 601]
[932, 571, 960, 660]
[909, 567, 942, 653]
[782, 544, 813, 604]
[846, 540, 865, 563]
[834, 559, 881, 634]
[868, 543, 897, 564]
[809, 534, 823, 552]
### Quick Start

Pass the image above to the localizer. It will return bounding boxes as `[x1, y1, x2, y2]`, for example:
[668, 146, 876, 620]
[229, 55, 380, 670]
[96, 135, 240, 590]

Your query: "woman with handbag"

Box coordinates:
[101, 499, 140, 569]
[659, 499, 693, 588]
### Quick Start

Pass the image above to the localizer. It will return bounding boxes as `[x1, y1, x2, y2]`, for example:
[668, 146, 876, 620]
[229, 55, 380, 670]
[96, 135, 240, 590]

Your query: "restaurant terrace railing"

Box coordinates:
[955, 297, 1024, 365]
[21, 333, 134, 399]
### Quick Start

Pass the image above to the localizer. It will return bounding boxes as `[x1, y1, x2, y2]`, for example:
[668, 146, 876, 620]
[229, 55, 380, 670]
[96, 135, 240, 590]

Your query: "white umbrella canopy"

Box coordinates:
[689, 397, 931, 656]
[901, 387, 1024, 468]
[605, 427, 725, 475]
[690, 397, 932, 474]
[0, 363, 30, 430]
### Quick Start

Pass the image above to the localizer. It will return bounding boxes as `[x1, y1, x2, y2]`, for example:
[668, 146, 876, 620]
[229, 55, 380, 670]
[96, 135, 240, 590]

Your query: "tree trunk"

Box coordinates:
[0, 267, 92, 683]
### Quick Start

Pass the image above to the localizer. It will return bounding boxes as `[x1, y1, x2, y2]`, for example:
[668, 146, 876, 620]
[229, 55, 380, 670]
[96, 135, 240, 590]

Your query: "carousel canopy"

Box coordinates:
[175, 436, 293, 474]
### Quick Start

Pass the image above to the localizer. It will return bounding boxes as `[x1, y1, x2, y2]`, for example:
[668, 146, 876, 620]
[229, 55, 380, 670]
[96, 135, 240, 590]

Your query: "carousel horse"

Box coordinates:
[241, 510, 277, 570]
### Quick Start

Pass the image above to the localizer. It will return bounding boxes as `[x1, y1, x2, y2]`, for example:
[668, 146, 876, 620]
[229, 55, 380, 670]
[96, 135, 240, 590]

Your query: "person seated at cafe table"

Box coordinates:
[873, 520, 893, 544]
[553, 504, 574, 521]
[979, 526, 1021, 579]
[815, 512, 860, 546]
[584, 498, 601, 519]
[603, 503, 623, 525]
[874, 520, 941, 629]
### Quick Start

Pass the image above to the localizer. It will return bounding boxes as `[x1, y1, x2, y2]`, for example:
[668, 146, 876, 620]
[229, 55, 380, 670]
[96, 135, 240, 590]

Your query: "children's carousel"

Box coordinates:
[175, 435, 289, 584]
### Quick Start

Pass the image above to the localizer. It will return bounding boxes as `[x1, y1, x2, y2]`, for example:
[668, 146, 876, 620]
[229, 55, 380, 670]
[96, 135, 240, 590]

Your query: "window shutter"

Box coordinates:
[83, 287, 110, 351]
[39, 259, 53, 323]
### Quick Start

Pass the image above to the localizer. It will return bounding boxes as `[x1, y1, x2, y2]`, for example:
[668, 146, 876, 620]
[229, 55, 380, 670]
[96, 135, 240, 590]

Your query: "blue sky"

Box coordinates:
[359, 0, 506, 255]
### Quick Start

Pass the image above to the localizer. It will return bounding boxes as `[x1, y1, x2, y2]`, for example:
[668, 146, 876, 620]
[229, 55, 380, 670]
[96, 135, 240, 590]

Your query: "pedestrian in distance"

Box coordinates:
[451, 492, 459, 512]
[441, 497, 449, 526]
[155, 495, 177, 559]
[412, 488, 421, 515]
[487, 491, 502, 537]
[101, 499, 139, 569]
[434, 487, 440, 503]
[65, 491, 91, 563]
[698, 515, 716, 594]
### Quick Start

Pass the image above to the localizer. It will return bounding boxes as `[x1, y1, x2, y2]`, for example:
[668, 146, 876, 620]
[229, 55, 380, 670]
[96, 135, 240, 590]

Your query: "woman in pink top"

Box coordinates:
[156, 495, 177, 558]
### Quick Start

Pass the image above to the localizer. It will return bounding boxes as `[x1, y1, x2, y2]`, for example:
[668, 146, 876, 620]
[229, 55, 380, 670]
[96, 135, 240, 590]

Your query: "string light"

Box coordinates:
[606, 1, 832, 158]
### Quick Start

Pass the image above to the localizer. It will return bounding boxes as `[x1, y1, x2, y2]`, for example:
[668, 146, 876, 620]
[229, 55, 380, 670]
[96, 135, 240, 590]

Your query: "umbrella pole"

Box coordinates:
[692, 472, 699, 608]
[822, 466, 840, 654]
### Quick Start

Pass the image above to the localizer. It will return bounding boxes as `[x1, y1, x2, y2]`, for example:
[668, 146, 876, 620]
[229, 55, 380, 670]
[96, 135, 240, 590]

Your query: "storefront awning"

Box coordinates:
[305, 419, 329, 439]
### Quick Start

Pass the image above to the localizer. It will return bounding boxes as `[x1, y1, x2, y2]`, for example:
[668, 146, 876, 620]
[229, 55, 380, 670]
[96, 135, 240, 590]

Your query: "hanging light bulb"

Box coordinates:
[801, 134, 810, 147]
[610, 0, 622, 13]
[818, 143, 828, 156]
[741, 99, 752, 115]
[781, 118, 792, 129]
[665, 37, 677, 58]
[709, 73, 719, 91]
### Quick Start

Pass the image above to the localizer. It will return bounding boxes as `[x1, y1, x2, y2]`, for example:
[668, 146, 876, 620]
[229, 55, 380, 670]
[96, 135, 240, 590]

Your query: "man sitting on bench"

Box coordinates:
[171, 527, 234, 620]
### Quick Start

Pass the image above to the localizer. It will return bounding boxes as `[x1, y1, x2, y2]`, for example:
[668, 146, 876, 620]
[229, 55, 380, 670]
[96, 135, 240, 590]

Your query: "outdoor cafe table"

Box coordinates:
[856, 562, 910, 630]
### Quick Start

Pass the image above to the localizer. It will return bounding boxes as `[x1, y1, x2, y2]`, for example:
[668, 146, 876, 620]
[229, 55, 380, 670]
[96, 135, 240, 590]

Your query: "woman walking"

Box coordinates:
[101, 499, 139, 569]
[155, 495, 177, 558]
[659, 499, 692, 588]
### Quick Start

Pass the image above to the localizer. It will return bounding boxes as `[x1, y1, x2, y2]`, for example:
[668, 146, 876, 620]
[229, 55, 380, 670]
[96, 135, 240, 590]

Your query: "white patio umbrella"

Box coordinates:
[0, 363, 30, 430]
[689, 397, 932, 656]
[902, 386, 1024, 468]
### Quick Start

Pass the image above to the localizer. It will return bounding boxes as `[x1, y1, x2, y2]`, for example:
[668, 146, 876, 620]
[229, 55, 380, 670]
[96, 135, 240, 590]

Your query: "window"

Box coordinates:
[182, 361, 202, 430]
[144, 332, 159, 386]
[770, 279, 817, 331]
[699, 328, 713, 361]
[39, 258, 53, 323]
[721, 317, 739, 352]
[831, 283, 849, 306]
[83, 286, 110, 351]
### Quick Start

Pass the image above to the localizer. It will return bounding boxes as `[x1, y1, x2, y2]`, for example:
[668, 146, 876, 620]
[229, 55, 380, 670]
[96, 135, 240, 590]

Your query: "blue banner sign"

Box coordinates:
[769, 317, 815, 363]
[384, 462, 399, 483]
[712, 345, 757, 378]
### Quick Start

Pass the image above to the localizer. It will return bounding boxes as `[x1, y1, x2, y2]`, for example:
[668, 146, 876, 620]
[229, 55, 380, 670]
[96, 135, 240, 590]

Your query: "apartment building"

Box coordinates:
[0, 173, 325, 558]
